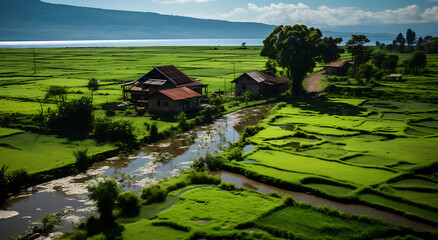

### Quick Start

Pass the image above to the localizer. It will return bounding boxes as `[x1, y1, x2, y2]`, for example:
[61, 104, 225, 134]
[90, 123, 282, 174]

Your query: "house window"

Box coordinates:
[164, 101, 169, 107]
[157, 100, 161, 106]
[242, 84, 246, 91]
[180, 101, 184, 106]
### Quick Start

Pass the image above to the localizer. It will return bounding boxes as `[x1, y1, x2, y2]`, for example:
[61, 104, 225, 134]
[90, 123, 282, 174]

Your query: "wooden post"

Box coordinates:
[33, 48, 36, 74]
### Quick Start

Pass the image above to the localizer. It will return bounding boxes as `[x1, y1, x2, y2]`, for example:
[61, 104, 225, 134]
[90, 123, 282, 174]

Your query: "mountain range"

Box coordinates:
[0, 0, 436, 41]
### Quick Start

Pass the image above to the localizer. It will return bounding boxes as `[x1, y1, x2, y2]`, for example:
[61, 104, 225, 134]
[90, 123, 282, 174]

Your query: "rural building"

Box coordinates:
[326, 61, 354, 76]
[386, 73, 403, 81]
[148, 87, 201, 114]
[122, 65, 207, 104]
[231, 71, 289, 96]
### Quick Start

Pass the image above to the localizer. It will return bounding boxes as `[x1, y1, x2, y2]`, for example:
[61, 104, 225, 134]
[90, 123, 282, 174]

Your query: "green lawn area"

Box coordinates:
[0, 132, 116, 174]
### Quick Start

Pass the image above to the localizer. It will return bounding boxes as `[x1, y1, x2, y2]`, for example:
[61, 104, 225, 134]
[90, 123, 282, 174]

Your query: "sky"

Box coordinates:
[42, 0, 438, 27]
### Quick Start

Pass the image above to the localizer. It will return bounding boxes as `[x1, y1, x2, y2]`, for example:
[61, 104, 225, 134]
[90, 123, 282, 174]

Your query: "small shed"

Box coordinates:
[386, 74, 403, 81]
[231, 71, 289, 96]
[148, 87, 201, 114]
[326, 61, 354, 76]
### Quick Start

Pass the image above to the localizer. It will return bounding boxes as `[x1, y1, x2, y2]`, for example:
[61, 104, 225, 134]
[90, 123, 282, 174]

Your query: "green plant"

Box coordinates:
[117, 192, 141, 217]
[94, 116, 135, 143]
[141, 184, 167, 204]
[175, 112, 188, 131]
[84, 215, 103, 236]
[47, 97, 94, 136]
[87, 177, 122, 226]
[7, 168, 30, 193]
[149, 122, 159, 140]
[74, 149, 89, 172]
[39, 212, 61, 233]
[0, 164, 9, 201]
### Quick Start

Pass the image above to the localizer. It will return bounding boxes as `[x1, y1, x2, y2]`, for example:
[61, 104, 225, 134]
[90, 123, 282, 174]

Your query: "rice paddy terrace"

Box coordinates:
[225, 99, 438, 225]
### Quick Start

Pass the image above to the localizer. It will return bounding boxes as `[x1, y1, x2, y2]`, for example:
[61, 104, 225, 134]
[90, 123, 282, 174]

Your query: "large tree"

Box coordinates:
[395, 33, 406, 52]
[406, 29, 417, 46]
[261, 24, 342, 96]
[346, 35, 372, 67]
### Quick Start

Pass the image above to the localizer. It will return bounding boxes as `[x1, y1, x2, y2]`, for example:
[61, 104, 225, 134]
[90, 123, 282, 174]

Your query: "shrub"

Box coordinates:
[7, 168, 30, 193]
[39, 212, 61, 233]
[219, 182, 236, 191]
[94, 116, 135, 143]
[47, 97, 94, 136]
[192, 152, 224, 171]
[186, 169, 221, 185]
[149, 122, 159, 140]
[116, 192, 141, 217]
[87, 178, 122, 226]
[84, 215, 103, 236]
[74, 149, 89, 172]
[175, 112, 188, 131]
[141, 184, 167, 204]
[0, 164, 9, 201]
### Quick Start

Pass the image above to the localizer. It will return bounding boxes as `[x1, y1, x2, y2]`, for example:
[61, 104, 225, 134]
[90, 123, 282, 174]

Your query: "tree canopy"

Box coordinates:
[87, 78, 99, 99]
[346, 35, 372, 67]
[406, 29, 417, 46]
[261, 24, 342, 96]
[87, 177, 122, 225]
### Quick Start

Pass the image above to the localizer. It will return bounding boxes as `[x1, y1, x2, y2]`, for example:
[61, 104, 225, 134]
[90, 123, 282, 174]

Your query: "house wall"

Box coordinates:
[149, 95, 200, 114]
[234, 75, 260, 95]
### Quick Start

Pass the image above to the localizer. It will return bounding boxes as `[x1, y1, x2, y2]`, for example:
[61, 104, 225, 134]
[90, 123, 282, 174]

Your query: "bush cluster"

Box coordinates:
[116, 191, 141, 217]
[74, 149, 89, 172]
[140, 169, 221, 205]
[192, 152, 225, 171]
[47, 97, 94, 136]
[0, 165, 31, 202]
[94, 116, 135, 143]
[141, 184, 167, 204]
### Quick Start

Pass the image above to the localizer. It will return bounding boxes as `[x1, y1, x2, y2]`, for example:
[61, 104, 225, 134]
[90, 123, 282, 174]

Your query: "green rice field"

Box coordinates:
[83, 185, 433, 240]
[226, 98, 438, 224]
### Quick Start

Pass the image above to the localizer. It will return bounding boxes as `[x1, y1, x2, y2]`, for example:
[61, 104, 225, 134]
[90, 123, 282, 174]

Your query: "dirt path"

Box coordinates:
[304, 70, 325, 93]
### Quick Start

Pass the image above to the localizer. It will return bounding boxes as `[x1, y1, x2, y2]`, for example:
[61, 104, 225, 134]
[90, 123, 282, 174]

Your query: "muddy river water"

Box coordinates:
[0, 105, 434, 238]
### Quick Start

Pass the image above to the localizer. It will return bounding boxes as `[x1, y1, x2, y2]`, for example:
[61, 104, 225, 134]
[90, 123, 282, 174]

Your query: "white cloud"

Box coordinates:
[422, 6, 438, 21]
[202, 3, 438, 26]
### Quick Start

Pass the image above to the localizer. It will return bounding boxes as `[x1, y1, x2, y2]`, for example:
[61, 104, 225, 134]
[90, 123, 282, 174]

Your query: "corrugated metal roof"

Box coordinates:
[234, 71, 289, 84]
[387, 74, 402, 77]
[130, 86, 149, 92]
[154, 65, 192, 85]
[144, 79, 167, 86]
[156, 87, 201, 100]
[327, 61, 353, 68]
[246, 71, 267, 83]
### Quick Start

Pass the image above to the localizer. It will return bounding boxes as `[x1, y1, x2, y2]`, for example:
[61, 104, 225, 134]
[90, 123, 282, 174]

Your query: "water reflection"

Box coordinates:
[0, 106, 266, 238]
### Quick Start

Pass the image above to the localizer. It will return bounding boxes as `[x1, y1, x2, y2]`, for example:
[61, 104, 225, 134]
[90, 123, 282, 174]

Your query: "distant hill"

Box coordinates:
[1, 0, 435, 42]
[0, 0, 276, 41]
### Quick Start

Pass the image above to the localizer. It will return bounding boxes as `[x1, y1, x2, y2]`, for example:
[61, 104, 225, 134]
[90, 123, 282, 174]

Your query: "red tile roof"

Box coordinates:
[156, 87, 201, 100]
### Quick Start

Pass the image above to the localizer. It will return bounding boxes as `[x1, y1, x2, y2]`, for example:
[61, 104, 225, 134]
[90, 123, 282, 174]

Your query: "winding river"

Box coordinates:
[0, 105, 435, 239]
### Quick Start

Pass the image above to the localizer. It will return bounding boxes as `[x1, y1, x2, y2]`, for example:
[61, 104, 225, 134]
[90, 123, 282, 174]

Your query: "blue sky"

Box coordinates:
[42, 0, 438, 26]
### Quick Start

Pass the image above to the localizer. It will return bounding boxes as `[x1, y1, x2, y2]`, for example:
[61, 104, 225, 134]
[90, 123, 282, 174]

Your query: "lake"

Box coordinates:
[0, 36, 396, 48]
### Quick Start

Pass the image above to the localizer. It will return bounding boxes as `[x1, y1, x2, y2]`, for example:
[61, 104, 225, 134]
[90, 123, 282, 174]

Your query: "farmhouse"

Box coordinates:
[122, 65, 207, 104]
[148, 87, 201, 114]
[232, 71, 289, 96]
[326, 61, 354, 76]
